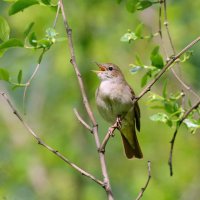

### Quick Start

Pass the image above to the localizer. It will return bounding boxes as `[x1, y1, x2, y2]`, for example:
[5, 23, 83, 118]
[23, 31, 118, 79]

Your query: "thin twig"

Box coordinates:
[100, 119, 121, 153]
[0, 92, 103, 187]
[59, 1, 113, 199]
[135, 161, 151, 200]
[168, 99, 200, 176]
[23, 49, 46, 112]
[73, 108, 93, 133]
[53, 2, 61, 28]
[161, 0, 200, 99]
[135, 36, 200, 103]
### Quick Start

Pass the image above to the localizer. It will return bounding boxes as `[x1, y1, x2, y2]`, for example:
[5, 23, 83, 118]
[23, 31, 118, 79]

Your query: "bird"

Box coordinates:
[93, 62, 143, 159]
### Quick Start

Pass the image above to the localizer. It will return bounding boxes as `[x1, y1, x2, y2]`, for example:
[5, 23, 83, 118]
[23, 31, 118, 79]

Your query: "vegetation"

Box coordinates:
[0, 0, 200, 199]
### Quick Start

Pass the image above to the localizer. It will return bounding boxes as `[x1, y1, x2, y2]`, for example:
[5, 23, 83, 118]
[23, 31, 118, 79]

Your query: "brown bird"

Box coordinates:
[94, 63, 143, 159]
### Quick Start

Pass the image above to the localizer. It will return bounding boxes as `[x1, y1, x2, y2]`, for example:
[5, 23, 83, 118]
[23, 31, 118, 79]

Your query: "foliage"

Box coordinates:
[0, 0, 200, 200]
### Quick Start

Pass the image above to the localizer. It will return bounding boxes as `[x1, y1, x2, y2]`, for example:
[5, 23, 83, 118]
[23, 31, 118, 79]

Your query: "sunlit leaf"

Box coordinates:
[150, 113, 169, 123]
[162, 80, 167, 98]
[135, 23, 143, 38]
[183, 119, 200, 128]
[126, 0, 139, 13]
[120, 32, 137, 42]
[0, 16, 10, 41]
[0, 68, 10, 82]
[130, 66, 141, 73]
[40, 0, 51, 5]
[150, 46, 164, 69]
[17, 69, 22, 84]
[9, 0, 39, 16]
[0, 38, 24, 50]
[141, 73, 149, 87]
[37, 38, 52, 49]
[24, 22, 34, 37]
[180, 51, 193, 63]
[46, 28, 57, 38]
[137, 0, 153, 10]
[29, 32, 37, 47]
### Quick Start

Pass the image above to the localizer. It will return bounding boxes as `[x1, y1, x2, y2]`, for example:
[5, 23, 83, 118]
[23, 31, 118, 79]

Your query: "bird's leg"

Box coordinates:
[116, 116, 122, 129]
[108, 116, 122, 137]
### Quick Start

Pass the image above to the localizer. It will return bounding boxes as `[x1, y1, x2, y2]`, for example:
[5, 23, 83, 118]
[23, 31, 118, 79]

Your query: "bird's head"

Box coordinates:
[93, 63, 124, 81]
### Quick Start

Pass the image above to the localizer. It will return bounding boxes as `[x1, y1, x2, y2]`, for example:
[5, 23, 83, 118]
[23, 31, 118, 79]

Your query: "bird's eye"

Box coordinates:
[108, 66, 113, 71]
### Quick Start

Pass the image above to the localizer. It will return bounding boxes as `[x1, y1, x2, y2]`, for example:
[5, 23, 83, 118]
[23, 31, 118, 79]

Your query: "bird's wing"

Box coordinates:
[129, 86, 141, 132]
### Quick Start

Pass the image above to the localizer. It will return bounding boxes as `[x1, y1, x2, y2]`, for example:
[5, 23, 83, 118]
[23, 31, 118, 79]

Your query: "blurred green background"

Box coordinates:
[0, 0, 200, 199]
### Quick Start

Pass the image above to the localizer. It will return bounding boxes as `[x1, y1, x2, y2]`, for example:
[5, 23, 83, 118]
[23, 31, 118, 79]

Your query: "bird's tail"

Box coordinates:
[120, 128, 143, 159]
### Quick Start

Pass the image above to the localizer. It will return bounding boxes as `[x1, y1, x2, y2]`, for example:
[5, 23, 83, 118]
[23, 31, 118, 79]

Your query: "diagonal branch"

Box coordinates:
[73, 108, 93, 133]
[99, 118, 121, 153]
[134, 36, 200, 103]
[168, 99, 200, 176]
[0, 92, 103, 187]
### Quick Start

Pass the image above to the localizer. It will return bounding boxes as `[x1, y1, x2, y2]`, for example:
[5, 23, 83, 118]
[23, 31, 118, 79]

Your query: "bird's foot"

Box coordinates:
[116, 116, 122, 129]
[108, 127, 115, 137]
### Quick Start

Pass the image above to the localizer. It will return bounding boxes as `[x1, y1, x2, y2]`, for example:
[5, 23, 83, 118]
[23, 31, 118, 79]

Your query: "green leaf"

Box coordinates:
[151, 46, 159, 56]
[141, 73, 149, 87]
[46, 27, 57, 38]
[183, 118, 200, 134]
[17, 69, 22, 84]
[116, 0, 123, 3]
[162, 80, 167, 98]
[0, 16, 10, 41]
[37, 38, 52, 49]
[40, 0, 51, 5]
[126, 0, 139, 13]
[130, 66, 141, 73]
[29, 32, 37, 47]
[0, 38, 24, 50]
[150, 113, 169, 123]
[180, 51, 193, 63]
[183, 119, 200, 129]
[0, 68, 10, 82]
[135, 23, 143, 38]
[24, 22, 34, 37]
[9, 0, 39, 16]
[136, 1, 153, 10]
[120, 32, 137, 42]
[150, 46, 164, 69]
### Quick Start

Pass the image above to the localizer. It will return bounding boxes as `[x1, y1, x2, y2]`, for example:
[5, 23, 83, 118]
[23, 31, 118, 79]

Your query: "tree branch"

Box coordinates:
[99, 118, 121, 153]
[0, 92, 103, 187]
[73, 108, 93, 133]
[59, 1, 113, 199]
[23, 49, 46, 113]
[134, 36, 200, 103]
[159, 0, 200, 99]
[135, 161, 151, 200]
[168, 99, 200, 176]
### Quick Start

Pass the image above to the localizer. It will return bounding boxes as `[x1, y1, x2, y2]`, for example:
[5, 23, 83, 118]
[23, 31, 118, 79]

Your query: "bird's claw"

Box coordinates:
[108, 128, 115, 137]
[116, 116, 122, 129]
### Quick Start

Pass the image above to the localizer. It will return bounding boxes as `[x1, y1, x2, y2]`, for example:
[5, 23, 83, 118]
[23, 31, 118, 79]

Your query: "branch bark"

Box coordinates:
[0, 92, 103, 187]
[135, 161, 151, 200]
[59, 1, 113, 199]
[168, 99, 200, 176]
[134, 36, 200, 103]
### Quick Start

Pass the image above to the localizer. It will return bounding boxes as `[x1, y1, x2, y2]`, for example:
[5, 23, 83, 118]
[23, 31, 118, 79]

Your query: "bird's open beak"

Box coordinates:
[92, 62, 106, 74]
